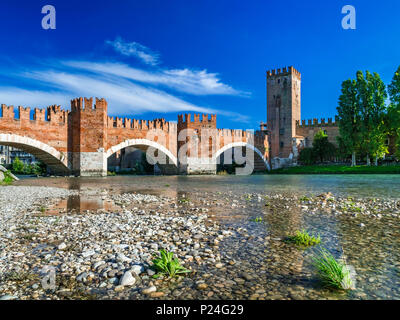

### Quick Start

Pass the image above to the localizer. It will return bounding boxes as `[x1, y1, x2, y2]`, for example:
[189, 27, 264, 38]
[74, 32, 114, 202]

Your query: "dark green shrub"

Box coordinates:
[299, 148, 316, 165]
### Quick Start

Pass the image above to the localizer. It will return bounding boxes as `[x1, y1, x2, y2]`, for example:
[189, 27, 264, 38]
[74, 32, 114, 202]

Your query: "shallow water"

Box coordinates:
[16, 174, 400, 198]
[16, 175, 400, 299]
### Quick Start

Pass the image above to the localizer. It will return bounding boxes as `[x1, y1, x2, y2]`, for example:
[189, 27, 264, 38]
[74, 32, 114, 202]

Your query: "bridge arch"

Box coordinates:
[213, 142, 270, 171]
[0, 133, 69, 174]
[106, 139, 178, 174]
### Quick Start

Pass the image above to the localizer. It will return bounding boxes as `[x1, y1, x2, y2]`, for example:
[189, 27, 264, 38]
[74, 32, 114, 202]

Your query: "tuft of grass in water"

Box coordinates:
[344, 200, 362, 213]
[285, 229, 321, 247]
[244, 194, 252, 201]
[313, 248, 354, 290]
[151, 249, 191, 278]
[251, 217, 263, 222]
[164, 184, 170, 187]
[299, 196, 311, 202]
[178, 197, 190, 204]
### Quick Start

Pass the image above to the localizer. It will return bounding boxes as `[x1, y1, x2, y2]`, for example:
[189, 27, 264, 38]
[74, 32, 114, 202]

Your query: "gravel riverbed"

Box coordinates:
[0, 183, 399, 300]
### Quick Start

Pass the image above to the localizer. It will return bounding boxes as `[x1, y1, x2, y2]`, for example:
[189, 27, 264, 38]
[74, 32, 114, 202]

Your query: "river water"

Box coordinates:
[16, 174, 400, 300]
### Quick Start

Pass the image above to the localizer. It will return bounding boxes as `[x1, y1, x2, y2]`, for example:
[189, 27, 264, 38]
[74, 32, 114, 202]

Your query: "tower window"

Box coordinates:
[280, 142, 284, 148]
[278, 79, 280, 84]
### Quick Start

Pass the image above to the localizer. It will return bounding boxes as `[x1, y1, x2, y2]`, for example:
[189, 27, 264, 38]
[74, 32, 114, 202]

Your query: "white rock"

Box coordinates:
[0, 295, 18, 300]
[58, 243, 67, 250]
[142, 286, 157, 294]
[82, 249, 95, 258]
[131, 264, 144, 275]
[116, 253, 132, 263]
[119, 271, 136, 286]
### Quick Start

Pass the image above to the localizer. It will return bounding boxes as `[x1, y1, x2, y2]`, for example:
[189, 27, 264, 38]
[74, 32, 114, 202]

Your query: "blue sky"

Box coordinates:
[0, 0, 399, 129]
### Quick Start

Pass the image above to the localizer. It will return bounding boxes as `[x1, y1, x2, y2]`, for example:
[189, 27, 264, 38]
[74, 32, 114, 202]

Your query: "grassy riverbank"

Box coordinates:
[269, 164, 400, 174]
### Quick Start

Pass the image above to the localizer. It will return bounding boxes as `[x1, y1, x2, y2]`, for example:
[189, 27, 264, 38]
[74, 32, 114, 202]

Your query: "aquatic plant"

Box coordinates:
[299, 196, 311, 202]
[251, 217, 263, 222]
[313, 248, 354, 290]
[344, 201, 362, 213]
[178, 197, 190, 204]
[151, 249, 191, 278]
[285, 229, 321, 247]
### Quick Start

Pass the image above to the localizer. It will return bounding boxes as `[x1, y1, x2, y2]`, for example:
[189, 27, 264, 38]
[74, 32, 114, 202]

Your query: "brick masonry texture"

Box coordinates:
[0, 97, 269, 176]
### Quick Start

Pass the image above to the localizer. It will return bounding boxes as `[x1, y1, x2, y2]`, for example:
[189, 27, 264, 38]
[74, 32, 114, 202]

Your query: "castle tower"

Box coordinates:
[266, 66, 301, 159]
[177, 113, 217, 174]
[68, 97, 108, 176]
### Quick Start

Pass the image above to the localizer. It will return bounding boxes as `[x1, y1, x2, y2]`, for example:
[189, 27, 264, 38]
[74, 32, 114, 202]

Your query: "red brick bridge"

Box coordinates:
[0, 97, 269, 176]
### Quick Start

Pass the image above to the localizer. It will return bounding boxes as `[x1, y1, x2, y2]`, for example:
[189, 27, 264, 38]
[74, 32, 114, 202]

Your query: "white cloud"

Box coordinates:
[63, 61, 248, 96]
[0, 39, 251, 124]
[0, 88, 68, 108]
[106, 37, 160, 66]
[20, 70, 216, 115]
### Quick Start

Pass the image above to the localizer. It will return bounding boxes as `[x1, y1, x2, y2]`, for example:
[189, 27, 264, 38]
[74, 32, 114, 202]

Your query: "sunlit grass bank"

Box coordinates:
[269, 164, 400, 174]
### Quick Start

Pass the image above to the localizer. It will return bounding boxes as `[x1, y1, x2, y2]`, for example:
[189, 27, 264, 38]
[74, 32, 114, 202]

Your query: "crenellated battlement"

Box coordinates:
[107, 115, 177, 132]
[266, 66, 301, 78]
[296, 116, 339, 128]
[0, 96, 269, 176]
[217, 128, 257, 138]
[70, 97, 108, 111]
[0, 104, 67, 124]
[177, 113, 217, 126]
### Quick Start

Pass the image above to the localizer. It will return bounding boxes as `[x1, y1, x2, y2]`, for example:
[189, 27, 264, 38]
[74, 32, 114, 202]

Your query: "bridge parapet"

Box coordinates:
[0, 97, 270, 176]
[1, 104, 68, 125]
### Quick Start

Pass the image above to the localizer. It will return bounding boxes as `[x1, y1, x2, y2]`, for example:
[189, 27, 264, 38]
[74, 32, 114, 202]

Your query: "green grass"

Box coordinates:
[251, 217, 263, 222]
[178, 197, 190, 204]
[285, 229, 321, 247]
[313, 248, 354, 290]
[269, 164, 400, 174]
[299, 195, 311, 202]
[0, 170, 14, 185]
[151, 249, 191, 278]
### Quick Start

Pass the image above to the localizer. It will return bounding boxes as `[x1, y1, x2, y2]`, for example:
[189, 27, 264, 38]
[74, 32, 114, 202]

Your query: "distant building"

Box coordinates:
[0, 145, 37, 165]
[264, 66, 395, 168]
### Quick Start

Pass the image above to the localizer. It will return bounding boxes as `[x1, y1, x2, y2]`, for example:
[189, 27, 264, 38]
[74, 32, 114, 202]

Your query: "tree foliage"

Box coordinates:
[12, 157, 24, 174]
[312, 130, 337, 163]
[298, 130, 336, 165]
[337, 70, 389, 165]
[388, 66, 400, 159]
[337, 79, 360, 165]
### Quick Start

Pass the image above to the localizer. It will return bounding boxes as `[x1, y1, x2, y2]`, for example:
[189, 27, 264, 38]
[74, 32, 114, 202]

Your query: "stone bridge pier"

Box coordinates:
[0, 97, 270, 176]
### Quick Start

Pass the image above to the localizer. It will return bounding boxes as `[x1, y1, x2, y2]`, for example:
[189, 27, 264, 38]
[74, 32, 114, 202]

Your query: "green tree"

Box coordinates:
[368, 72, 388, 165]
[12, 157, 24, 174]
[356, 71, 388, 165]
[388, 66, 400, 159]
[298, 147, 316, 165]
[312, 129, 337, 163]
[337, 79, 361, 166]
